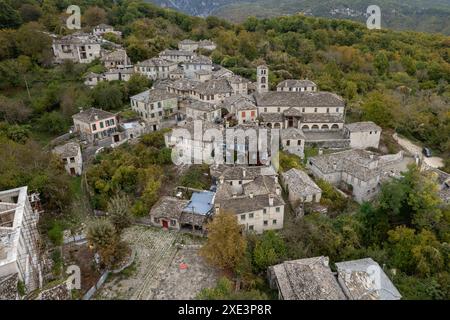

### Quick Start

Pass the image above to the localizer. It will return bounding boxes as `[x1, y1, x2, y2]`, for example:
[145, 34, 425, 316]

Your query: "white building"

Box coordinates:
[185, 100, 222, 122]
[0, 187, 42, 296]
[135, 58, 178, 80]
[345, 122, 382, 150]
[130, 88, 178, 128]
[52, 142, 83, 176]
[52, 32, 102, 64]
[159, 49, 196, 63]
[183, 55, 213, 79]
[277, 79, 317, 92]
[72, 108, 118, 143]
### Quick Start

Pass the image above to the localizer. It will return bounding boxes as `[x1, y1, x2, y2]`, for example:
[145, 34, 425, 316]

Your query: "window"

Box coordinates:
[92, 124, 97, 131]
[302, 108, 305, 112]
[370, 131, 372, 134]
[110, 119, 115, 125]
[264, 108, 267, 112]
[263, 220, 268, 226]
[326, 108, 329, 113]
[70, 157, 75, 163]
[63, 158, 68, 164]
[251, 111, 256, 117]
[249, 213, 254, 219]
[154, 218, 160, 224]
[273, 219, 277, 225]
[242, 111, 246, 118]
[158, 102, 162, 109]
[277, 107, 281, 112]
[336, 108, 339, 112]
[248, 225, 254, 231]
[276, 207, 280, 213]
[239, 181, 242, 185]
[170, 219, 176, 226]
[100, 122, 104, 129]
[314, 108, 317, 113]
[263, 208, 267, 214]
[297, 140, 301, 145]
[229, 181, 233, 186]
[240, 214, 246, 221]
[286, 140, 290, 146]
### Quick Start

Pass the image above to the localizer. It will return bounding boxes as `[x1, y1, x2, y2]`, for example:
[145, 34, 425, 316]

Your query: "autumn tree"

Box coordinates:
[83, 6, 107, 27]
[107, 194, 133, 232]
[200, 211, 247, 272]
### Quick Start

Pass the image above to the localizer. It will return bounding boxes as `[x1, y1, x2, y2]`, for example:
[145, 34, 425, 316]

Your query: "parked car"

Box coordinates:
[422, 147, 432, 157]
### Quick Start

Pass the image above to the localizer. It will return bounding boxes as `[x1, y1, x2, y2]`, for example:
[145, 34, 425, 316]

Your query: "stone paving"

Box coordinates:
[95, 225, 219, 300]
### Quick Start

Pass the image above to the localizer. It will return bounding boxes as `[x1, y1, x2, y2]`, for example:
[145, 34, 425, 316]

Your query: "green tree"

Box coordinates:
[252, 231, 287, 272]
[107, 194, 133, 232]
[200, 211, 247, 272]
[374, 51, 389, 75]
[197, 277, 268, 300]
[0, 0, 22, 29]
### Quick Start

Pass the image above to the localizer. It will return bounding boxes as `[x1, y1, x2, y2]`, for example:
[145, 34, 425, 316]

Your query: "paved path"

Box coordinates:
[393, 133, 444, 169]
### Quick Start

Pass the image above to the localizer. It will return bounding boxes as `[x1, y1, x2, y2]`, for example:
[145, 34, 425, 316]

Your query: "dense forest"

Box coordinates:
[148, 0, 450, 35]
[0, 0, 449, 299]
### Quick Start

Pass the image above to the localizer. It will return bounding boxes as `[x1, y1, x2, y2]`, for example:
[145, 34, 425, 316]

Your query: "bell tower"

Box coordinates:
[257, 65, 269, 94]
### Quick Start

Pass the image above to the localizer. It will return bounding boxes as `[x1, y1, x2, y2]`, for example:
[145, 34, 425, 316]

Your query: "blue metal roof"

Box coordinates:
[183, 191, 215, 215]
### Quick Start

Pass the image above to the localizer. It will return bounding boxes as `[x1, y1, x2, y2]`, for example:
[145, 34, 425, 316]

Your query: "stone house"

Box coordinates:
[276, 79, 317, 92]
[344, 121, 382, 150]
[101, 49, 131, 70]
[135, 58, 178, 80]
[52, 33, 101, 64]
[183, 55, 213, 79]
[185, 100, 222, 122]
[280, 127, 305, 157]
[130, 88, 178, 128]
[236, 101, 258, 124]
[84, 68, 134, 87]
[194, 70, 213, 82]
[307, 149, 405, 203]
[93, 24, 115, 36]
[149, 196, 189, 230]
[268, 256, 346, 300]
[0, 187, 42, 295]
[198, 40, 217, 51]
[228, 75, 250, 95]
[52, 142, 83, 176]
[281, 168, 322, 206]
[191, 79, 234, 103]
[72, 108, 118, 143]
[335, 258, 402, 300]
[178, 39, 199, 52]
[159, 49, 196, 63]
[169, 68, 185, 80]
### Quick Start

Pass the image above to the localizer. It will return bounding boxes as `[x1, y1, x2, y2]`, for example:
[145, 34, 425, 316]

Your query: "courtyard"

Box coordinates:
[94, 225, 219, 300]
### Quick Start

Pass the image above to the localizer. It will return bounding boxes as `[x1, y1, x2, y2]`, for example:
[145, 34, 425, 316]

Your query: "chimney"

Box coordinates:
[232, 193, 237, 198]
[225, 121, 229, 128]
[332, 162, 337, 170]
[268, 194, 274, 206]
[318, 148, 323, 155]
[219, 176, 224, 184]
[249, 192, 254, 199]
[94, 115, 99, 121]
[215, 204, 220, 214]
[242, 168, 246, 178]
[369, 154, 374, 160]
[276, 186, 281, 196]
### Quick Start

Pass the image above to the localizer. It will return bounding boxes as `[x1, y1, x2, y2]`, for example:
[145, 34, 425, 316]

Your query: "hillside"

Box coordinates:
[147, 0, 450, 34]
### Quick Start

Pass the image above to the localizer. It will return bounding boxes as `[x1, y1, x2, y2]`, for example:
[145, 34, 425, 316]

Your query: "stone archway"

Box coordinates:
[302, 125, 309, 131]
[274, 123, 281, 129]
[311, 124, 319, 130]
[321, 124, 329, 130]
[331, 124, 339, 130]
[267, 123, 273, 128]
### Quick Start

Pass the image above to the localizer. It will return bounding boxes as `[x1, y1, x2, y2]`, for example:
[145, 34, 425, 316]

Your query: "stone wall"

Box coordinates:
[305, 139, 350, 149]
[0, 273, 18, 300]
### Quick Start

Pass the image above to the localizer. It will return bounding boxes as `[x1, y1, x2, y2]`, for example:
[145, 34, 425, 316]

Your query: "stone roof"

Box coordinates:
[173, 121, 223, 137]
[168, 79, 200, 91]
[101, 49, 127, 62]
[194, 79, 233, 95]
[149, 196, 189, 220]
[216, 193, 284, 214]
[260, 112, 284, 123]
[54, 32, 101, 45]
[198, 39, 216, 47]
[277, 79, 317, 89]
[105, 68, 134, 75]
[72, 108, 116, 123]
[269, 256, 346, 300]
[160, 49, 195, 57]
[283, 107, 303, 117]
[255, 91, 345, 108]
[187, 100, 221, 112]
[95, 23, 113, 29]
[170, 68, 185, 75]
[308, 149, 383, 181]
[53, 142, 80, 158]
[243, 175, 280, 196]
[212, 67, 234, 78]
[235, 100, 257, 111]
[194, 69, 212, 76]
[210, 165, 276, 181]
[345, 121, 382, 133]
[228, 75, 250, 84]
[335, 258, 402, 300]
[281, 127, 305, 140]
[137, 57, 177, 67]
[185, 55, 212, 65]
[281, 169, 322, 198]
[179, 39, 198, 44]
[221, 94, 255, 110]
[84, 72, 101, 79]
[0, 273, 18, 300]
[131, 88, 178, 104]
